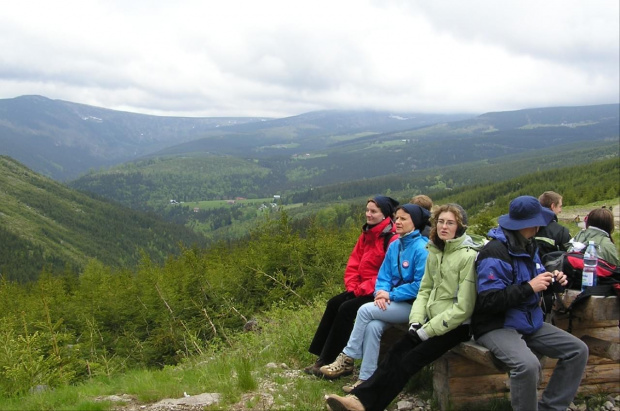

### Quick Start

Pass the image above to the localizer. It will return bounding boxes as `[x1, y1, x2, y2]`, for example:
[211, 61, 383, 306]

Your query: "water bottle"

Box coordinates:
[581, 241, 598, 291]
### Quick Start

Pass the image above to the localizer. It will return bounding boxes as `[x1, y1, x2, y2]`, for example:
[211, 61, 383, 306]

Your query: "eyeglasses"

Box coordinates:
[437, 220, 457, 227]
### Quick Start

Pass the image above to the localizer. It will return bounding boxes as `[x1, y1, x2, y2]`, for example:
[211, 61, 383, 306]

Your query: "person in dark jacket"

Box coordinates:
[472, 196, 588, 411]
[535, 191, 571, 258]
[304, 196, 399, 376]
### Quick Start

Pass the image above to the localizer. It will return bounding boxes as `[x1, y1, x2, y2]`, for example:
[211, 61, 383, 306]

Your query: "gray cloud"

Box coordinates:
[0, 0, 617, 117]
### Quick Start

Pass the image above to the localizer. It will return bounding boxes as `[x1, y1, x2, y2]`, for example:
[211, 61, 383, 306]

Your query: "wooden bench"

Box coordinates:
[433, 290, 620, 410]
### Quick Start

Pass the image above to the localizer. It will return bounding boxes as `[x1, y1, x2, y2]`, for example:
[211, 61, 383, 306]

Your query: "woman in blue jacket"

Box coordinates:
[319, 204, 430, 382]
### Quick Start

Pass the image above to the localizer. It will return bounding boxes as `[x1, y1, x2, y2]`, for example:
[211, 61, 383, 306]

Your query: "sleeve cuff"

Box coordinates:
[417, 327, 429, 341]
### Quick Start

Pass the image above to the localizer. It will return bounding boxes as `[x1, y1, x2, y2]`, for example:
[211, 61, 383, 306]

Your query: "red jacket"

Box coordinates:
[344, 218, 398, 296]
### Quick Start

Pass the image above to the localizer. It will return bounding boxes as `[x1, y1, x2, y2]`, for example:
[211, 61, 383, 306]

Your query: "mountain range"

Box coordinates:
[0, 95, 471, 181]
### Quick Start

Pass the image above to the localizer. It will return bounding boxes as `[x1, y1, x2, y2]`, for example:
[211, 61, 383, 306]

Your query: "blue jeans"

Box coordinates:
[342, 301, 412, 380]
[477, 323, 588, 411]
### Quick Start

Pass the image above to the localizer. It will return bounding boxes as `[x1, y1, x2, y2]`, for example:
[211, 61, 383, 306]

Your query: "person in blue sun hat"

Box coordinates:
[472, 195, 588, 411]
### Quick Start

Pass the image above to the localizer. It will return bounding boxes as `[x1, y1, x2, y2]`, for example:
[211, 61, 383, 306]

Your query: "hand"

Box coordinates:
[528, 272, 554, 293]
[374, 290, 391, 310]
[553, 270, 568, 287]
[375, 290, 390, 300]
[374, 297, 390, 310]
[408, 322, 421, 333]
[408, 327, 422, 345]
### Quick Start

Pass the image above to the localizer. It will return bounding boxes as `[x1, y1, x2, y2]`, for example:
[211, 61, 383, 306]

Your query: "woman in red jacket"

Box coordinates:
[304, 196, 399, 376]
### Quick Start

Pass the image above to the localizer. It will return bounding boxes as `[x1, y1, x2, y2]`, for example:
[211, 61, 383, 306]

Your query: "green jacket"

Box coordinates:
[409, 232, 485, 339]
[571, 227, 619, 266]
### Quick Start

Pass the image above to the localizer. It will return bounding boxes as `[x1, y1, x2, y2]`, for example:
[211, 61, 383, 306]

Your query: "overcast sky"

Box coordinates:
[1, 0, 618, 118]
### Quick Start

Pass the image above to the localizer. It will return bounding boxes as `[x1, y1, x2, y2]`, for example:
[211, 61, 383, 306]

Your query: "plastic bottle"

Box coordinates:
[581, 241, 598, 291]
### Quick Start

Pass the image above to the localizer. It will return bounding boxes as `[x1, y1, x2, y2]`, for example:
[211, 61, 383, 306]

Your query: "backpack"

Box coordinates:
[542, 250, 620, 332]
[541, 250, 620, 295]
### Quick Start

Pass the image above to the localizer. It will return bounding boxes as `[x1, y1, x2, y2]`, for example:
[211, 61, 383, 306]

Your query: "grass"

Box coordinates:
[0, 294, 441, 410]
[1, 199, 618, 410]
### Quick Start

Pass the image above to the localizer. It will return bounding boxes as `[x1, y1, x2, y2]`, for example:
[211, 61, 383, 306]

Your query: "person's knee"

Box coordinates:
[365, 320, 385, 339]
[326, 294, 343, 310]
[573, 338, 589, 362]
[515, 353, 541, 378]
[356, 303, 374, 321]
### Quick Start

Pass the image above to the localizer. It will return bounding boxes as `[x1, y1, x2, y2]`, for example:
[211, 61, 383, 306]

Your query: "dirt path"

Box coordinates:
[559, 203, 619, 230]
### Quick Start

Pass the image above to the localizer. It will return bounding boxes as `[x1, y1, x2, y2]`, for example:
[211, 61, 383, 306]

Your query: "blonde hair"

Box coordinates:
[410, 194, 433, 211]
[538, 191, 562, 209]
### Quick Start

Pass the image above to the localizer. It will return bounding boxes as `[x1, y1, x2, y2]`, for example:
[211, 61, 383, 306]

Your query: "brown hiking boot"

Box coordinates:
[325, 394, 365, 411]
[303, 359, 324, 377]
[320, 353, 354, 379]
[342, 379, 364, 393]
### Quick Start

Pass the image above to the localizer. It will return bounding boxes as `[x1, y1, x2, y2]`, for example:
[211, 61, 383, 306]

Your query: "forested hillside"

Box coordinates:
[68, 103, 618, 215]
[0, 158, 617, 400]
[69, 141, 618, 245]
[0, 156, 207, 282]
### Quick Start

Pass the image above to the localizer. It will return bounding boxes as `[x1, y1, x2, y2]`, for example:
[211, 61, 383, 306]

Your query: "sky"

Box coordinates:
[1, 0, 618, 118]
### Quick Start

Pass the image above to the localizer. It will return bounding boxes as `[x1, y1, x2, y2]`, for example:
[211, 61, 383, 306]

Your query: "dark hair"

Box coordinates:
[396, 204, 430, 232]
[368, 196, 399, 218]
[586, 208, 615, 239]
[429, 204, 467, 251]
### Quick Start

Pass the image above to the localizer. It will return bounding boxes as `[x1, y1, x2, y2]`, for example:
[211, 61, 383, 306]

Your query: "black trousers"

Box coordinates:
[308, 291, 374, 363]
[353, 324, 471, 411]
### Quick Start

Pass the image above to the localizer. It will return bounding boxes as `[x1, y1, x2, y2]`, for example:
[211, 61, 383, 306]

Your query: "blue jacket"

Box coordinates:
[472, 227, 546, 339]
[374, 230, 429, 302]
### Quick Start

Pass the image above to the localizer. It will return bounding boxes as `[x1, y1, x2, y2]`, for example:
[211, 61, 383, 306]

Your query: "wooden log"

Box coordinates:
[452, 339, 547, 373]
[552, 320, 620, 341]
[434, 351, 506, 377]
[556, 290, 619, 322]
[433, 352, 620, 410]
[432, 292, 620, 410]
[451, 340, 509, 372]
[581, 335, 620, 362]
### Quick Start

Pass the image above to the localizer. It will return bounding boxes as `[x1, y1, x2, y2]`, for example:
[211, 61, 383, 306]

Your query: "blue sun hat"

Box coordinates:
[498, 195, 555, 230]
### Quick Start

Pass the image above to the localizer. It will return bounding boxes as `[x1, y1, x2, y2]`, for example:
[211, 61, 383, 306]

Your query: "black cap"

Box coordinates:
[371, 195, 399, 218]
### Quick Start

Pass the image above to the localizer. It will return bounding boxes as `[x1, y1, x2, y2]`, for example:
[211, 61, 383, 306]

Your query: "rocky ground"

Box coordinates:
[97, 362, 620, 411]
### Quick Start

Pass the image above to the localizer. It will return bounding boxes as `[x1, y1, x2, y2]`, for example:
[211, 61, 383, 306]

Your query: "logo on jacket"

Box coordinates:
[402, 260, 409, 268]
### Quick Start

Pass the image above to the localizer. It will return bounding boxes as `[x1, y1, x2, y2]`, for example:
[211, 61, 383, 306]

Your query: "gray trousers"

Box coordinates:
[477, 323, 588, 411]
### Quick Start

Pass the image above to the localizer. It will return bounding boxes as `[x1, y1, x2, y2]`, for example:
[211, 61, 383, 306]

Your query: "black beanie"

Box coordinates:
[398, 204, 431, 231]
[371, 196, 399, 218]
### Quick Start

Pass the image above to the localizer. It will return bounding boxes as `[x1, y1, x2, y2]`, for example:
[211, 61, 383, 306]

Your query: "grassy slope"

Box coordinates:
[2, 198, 617, 411]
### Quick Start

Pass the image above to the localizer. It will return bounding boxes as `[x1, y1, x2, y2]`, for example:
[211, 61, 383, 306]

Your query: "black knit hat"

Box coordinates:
[398, 204, 431, 231]
[371, 195, 399, 218]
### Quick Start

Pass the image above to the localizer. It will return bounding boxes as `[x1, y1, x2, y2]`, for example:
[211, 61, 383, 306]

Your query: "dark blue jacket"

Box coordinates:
[472, 227, 546, 339]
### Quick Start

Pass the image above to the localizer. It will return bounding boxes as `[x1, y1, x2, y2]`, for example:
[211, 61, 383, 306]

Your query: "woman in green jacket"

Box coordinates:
[570, 207, 618, 266]
[325, 204, 485, 411]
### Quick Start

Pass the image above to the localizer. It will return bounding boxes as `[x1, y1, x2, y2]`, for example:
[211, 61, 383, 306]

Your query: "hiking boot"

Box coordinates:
[325, 394, 365, 411]
[303, 359, 324, 377]
[342, 379, 364, 393]
[320, 353, 354, 379]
